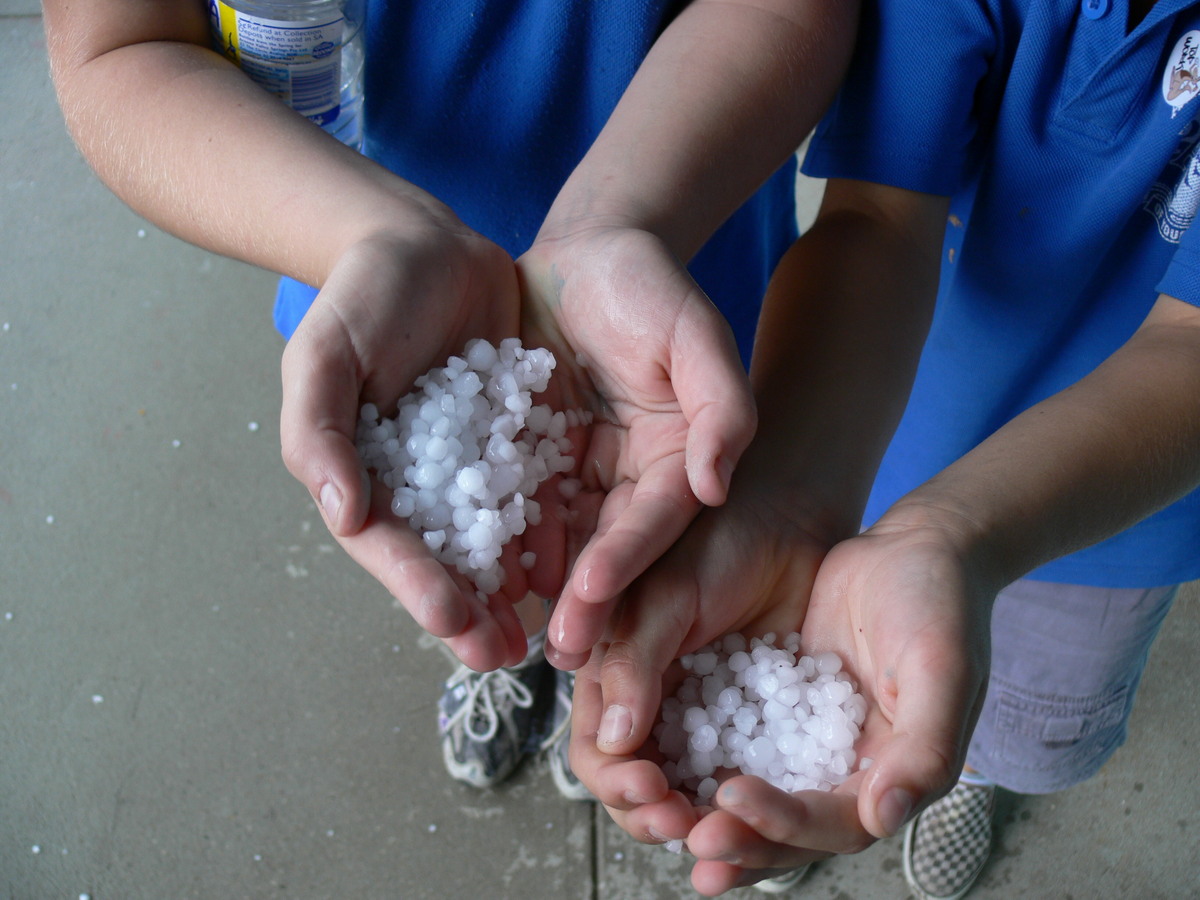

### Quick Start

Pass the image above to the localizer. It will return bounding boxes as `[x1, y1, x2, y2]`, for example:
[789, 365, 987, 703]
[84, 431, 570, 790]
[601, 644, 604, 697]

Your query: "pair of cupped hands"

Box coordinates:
[278, 220, 988, 895]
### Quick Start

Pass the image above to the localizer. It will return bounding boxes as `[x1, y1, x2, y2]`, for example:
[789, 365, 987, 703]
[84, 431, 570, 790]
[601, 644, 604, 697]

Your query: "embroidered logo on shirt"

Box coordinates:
[1163, 31, 1200, 117]
[1144, 120, 1200, 243]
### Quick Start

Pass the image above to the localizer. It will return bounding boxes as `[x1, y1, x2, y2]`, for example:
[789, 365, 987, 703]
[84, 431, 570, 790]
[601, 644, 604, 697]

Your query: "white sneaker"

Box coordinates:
[753, 864, 811, 893]
[437, 639, 552, 788]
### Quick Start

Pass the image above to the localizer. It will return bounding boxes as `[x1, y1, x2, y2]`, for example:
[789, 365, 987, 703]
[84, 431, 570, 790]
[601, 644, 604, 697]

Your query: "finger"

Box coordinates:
[669, 303, 757, 507]
[690, 857, 814, 898]
[280, 306, 371, 538]
[522, 475, 603, 604]
[547, 587, 616, 662]
[606, 795, 698, 846]
[555, 458, 699, 653]
[570, 646, 672, 809]
[463, 586, 530, 671]
[689, 857, 746, 897]
[710, 775, 874, 856]
[592, 572, 700, 757]
[545, 643, 592, 672]
[546, 481, 635, 658]
[441, 593, 530, 672]
[493, 539, 532, 609]
[687, 810, 826, 894]
[335, 494, 524, 671]
[858, 632, 985, 838]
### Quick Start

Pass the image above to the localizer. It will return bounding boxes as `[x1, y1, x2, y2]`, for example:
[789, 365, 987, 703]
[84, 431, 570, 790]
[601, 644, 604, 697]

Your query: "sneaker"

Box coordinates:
[539, 668, 593, 801]
[437, 640, 553, 788]
[753, 865, 811, 893]
[902, 777, 996, 900]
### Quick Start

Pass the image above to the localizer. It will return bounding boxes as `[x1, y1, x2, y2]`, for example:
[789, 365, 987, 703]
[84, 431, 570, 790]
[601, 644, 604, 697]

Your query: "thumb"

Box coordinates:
[858, 634, 986, 838]
[670, 299, 757, 507]
[595, 576, 699, 756]
[280, 305, 371, 537]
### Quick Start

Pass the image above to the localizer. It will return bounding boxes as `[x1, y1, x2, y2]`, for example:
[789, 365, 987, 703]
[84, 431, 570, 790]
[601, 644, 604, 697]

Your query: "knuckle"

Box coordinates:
[279, 438, 307, 479]
[598, 642, 645, 688]
[922, 737, 969, 797]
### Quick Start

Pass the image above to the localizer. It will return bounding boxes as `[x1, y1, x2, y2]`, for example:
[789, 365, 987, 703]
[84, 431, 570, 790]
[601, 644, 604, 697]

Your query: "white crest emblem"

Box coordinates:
[1163, 30, 1200, 118]
[1144, 122, 1200, 242]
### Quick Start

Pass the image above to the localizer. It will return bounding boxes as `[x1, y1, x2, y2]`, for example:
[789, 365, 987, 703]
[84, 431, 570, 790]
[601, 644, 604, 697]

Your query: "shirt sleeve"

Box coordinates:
[803, 0, 1000, 196]
[1157, 219, 1200, 307]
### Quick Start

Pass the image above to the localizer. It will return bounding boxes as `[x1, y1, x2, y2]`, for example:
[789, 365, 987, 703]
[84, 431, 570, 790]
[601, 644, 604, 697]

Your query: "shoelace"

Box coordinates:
[443, 663, 536, 743]
[538, 673, 574, 753]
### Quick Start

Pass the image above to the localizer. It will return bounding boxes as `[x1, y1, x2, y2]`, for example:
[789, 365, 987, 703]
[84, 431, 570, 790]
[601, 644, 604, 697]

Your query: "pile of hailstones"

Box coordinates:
[655, 631, 869, 807]
[355, 338, 580, 596]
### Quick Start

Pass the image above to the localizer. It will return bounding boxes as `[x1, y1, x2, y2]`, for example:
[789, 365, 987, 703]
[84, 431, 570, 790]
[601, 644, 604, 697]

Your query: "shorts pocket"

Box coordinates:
[989, 679, 1130, 786]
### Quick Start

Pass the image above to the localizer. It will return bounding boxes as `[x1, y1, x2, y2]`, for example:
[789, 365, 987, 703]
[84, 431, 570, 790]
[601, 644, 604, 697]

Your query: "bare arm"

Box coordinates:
[45, 1, 531, 671]
[747, 178, 947, 527]
[526, 0, 862, 665]
[881, 291, 1200, 590]
[44, 0, 465, 286]
[538, 0, 860, 258]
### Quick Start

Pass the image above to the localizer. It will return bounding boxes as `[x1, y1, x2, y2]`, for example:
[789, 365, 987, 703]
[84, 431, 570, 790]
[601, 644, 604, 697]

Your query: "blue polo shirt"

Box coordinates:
[274, 0, 799, 368]
[805, 0, 1200, 586]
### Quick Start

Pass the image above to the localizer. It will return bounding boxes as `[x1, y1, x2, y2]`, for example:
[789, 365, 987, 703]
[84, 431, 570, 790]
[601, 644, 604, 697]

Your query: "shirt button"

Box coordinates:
[1082, 0, 1110, 19]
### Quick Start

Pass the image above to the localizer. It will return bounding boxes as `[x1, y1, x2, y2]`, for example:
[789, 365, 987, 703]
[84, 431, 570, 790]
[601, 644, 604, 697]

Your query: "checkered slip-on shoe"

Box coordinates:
[752, 865, 811, 893]
[902, 779, 996, 900]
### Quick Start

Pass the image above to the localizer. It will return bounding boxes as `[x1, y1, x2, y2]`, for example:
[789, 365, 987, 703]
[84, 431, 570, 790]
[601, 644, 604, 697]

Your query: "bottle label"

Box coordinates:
[210, 1, 344, 126]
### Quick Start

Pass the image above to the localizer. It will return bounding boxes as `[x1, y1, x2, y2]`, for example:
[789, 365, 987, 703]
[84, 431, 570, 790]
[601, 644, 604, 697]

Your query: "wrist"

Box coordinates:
[311, 177, 482, 285]
[733, 429, 874, 548]
[535, 169, 714, 261]
[868, 492, 1012, 598]
[534, 199, 658, 250]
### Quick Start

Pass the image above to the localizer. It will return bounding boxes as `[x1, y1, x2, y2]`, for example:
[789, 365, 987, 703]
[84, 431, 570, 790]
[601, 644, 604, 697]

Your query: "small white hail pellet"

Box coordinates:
[356, 338, 580, 595]
[656, 631, 868, 809]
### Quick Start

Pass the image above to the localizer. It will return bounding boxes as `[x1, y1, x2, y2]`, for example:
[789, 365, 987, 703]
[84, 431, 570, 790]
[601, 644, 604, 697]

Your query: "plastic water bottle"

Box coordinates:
[209, 0, 365, 149]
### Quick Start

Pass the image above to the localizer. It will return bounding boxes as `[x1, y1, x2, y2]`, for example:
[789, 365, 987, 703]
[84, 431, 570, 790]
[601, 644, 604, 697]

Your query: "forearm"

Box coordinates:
[746, 181, 947, 539]
[538, 0, 858, 260]
[45, 4, 461, 288]
[881, 294, 1200, 591]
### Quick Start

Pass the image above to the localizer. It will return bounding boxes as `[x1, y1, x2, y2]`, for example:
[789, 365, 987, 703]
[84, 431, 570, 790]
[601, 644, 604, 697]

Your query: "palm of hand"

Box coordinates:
[517, 226, 756, 664]
[636, 481, 835, 651]
[325, 232, 521, 401]
[803, 527, 991, 810]
[282, 231, 546, 671]
[568, 483, 840, 867]
[682, 528, 991, 893]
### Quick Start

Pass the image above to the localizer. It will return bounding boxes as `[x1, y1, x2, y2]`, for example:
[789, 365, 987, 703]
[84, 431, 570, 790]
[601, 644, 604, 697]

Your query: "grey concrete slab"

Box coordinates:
[0, 2, 41, 18]
[2, 16, 590, 900]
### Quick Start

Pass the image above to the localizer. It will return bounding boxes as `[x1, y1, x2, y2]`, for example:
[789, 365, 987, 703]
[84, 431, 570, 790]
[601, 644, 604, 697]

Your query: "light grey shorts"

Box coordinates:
[964, 578, 1178, 794]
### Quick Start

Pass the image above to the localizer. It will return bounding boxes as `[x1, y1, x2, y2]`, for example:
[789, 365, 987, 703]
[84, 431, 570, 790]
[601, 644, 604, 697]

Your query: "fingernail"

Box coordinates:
[598, 704, 632, 746]
[878, 787, 915, 836]
[717, 783, 743, 807]
[319, 482, 342, 525]
[646, 826, 670, 843]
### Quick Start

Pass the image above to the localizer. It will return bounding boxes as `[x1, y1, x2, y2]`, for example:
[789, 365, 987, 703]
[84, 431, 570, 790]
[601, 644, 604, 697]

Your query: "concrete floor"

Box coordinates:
[3, 8, 1199, 899]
